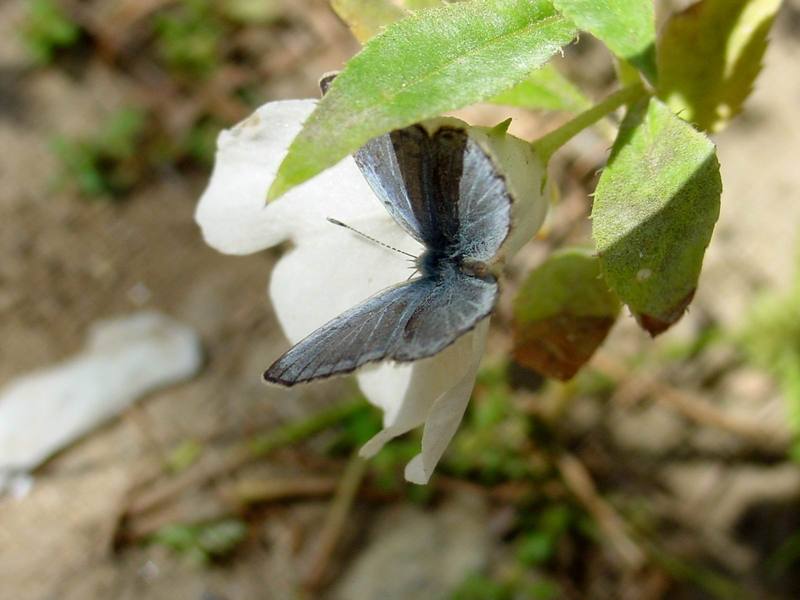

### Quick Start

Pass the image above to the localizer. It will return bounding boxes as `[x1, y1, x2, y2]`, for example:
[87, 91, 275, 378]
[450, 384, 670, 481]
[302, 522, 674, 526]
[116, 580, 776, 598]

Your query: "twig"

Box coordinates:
[222, 476, 338, 506]
[124, 399, 366, 517]
[593, 354, 791, 451]
[557, 454, 646, 570]
[303, 452, 368, 591]
[121, 475, 341, 542]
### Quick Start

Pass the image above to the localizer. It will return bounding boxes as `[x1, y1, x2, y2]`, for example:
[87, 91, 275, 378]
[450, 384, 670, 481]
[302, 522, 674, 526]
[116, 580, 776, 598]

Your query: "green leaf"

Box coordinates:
[330, 0, 408, 43]
[489, 63, 591, 112]
[196, 520, 248, 555]
[403, 0, 446, 8]
[592, 97, 721, 336]
[512, 248, 620, 380]
[657, 0, 781, 133]
[552, 0, 656, 83]
[516, 531, 554, 565]
[269, 0, 576, 200]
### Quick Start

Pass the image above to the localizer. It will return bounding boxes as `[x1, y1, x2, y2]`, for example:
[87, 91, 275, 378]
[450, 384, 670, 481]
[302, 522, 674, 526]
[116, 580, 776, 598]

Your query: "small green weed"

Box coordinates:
[150, 519, 248, 565]
[22, 0, 81, 64]
[52, 108, 149, 198]
[154, 0, 224, 79]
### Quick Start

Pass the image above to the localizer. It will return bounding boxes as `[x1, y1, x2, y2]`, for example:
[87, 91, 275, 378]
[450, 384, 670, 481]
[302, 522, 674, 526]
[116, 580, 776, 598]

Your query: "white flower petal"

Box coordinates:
[404, 319, 489, 484]
[196, 99, 412, 255]
[357, 324, 482, 458]
[269, 216, 422, 344]
[195, 100, 312, 254]
[468, 126, 548, 261]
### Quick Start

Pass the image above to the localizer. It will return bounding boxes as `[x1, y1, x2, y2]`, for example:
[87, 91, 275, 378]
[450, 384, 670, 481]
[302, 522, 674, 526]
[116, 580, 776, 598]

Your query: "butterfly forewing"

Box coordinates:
[264, 269, 497, 386]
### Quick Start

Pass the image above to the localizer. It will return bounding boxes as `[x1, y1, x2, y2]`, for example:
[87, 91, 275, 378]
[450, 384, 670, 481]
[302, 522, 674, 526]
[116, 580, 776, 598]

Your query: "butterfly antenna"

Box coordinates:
[326, 218, 417, 259]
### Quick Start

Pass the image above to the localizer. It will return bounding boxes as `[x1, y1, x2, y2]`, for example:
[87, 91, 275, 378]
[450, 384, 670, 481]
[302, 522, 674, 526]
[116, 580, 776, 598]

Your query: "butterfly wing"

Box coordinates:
[353, 129, 428, 244]
[264, 268, 497, 386]
[455, 135, 512, 261]
[355, 125, 511, 259]
[392, 266, 498, 361]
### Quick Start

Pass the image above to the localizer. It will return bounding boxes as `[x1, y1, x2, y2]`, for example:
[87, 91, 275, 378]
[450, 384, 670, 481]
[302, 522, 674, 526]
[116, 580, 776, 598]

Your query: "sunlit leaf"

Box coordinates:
[404, 0, 445, 8]
[489, 62, 591, 112]
[657, 0, 781, 132]
[269, 0, 576, 200]
[552, 0, 656, 83]
[513, 248, 620, 380]
[592, 97, 721, 336]
[330, 0, 407, 43]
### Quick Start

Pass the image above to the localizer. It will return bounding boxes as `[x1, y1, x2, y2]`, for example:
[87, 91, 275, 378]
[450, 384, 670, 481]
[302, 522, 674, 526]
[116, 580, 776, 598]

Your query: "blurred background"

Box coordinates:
[1, 1, 800, 598]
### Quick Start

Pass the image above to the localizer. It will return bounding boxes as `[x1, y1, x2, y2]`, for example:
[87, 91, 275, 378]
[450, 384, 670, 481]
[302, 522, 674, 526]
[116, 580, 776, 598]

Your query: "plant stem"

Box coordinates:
[532, 82, 647, 164]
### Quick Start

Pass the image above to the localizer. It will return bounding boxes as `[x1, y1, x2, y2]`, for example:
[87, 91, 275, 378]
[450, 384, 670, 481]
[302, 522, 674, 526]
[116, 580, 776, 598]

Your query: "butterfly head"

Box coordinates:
[415, 247, 447, 278]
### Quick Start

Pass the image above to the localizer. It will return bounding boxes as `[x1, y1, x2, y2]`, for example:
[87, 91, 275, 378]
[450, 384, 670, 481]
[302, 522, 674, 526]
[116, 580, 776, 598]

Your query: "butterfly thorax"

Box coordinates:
[417, 248, 491, 281]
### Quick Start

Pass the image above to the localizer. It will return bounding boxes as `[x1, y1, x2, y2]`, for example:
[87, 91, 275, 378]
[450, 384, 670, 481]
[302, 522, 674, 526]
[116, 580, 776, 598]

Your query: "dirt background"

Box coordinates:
[1, 1, 800, 599]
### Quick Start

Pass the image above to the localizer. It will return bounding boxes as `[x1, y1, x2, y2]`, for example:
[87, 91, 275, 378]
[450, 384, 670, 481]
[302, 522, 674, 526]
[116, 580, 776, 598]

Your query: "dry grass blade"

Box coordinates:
[557, 453, 646, 570]
[594, 353, 791, 450]
[303, 452, 368, 592]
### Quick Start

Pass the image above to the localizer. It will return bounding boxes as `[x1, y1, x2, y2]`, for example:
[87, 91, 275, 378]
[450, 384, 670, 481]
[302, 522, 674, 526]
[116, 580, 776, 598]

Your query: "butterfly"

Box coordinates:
[263, 121, 512, 386]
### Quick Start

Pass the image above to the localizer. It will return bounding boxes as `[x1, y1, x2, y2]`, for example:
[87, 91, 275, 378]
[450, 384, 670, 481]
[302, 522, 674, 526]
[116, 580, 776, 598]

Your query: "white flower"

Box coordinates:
[195, 100, 547, 483]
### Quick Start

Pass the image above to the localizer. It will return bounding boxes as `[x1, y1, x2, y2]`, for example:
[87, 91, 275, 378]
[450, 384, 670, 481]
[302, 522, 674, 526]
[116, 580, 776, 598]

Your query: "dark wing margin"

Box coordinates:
[264, 270, 498, 386]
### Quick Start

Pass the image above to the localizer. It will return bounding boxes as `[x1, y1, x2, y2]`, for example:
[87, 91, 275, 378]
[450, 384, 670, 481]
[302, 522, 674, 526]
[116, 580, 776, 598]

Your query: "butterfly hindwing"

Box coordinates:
[264, 283, 421, 386]
[393, 265, 497, 361]
[264, 268, 497, 386]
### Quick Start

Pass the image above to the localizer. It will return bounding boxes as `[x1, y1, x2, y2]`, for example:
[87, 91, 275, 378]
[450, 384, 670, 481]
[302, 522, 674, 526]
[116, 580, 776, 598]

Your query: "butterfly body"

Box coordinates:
[264, 122, 513, 387]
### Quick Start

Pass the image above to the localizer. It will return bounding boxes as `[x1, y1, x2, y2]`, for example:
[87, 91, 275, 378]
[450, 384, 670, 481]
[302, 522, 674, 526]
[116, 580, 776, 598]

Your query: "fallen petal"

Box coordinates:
[0, 312, 202, 491]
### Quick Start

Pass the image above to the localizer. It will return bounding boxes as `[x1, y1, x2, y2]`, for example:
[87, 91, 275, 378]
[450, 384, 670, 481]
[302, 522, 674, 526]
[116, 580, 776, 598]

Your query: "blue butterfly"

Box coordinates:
[264, 121, 511, 386]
